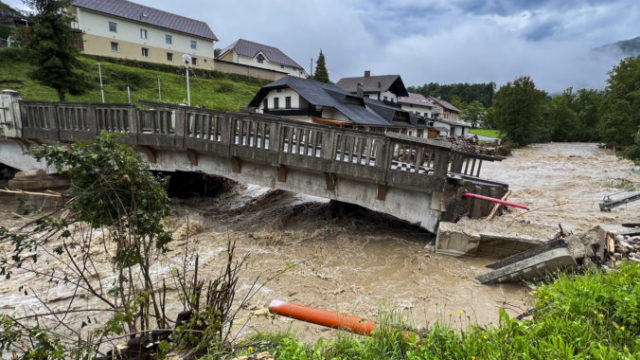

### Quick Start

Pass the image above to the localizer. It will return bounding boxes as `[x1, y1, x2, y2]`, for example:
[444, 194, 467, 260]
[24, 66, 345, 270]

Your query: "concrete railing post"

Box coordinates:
[0, 90, 22, 138]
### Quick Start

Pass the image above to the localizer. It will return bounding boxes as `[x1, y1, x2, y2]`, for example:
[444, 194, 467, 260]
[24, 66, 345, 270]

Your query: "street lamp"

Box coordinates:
[182, 54, 192, 106]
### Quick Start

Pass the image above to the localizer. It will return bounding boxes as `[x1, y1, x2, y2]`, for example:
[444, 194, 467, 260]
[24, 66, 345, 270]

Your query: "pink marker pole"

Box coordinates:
[462, 192, 529, 210]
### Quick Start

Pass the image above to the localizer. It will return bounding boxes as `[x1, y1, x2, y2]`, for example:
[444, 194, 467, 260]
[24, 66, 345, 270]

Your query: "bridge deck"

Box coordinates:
[0, 98, 508, 232]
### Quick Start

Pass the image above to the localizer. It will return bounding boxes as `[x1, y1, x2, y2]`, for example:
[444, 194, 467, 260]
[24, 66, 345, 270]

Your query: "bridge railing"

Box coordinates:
[17, 100, 499, 193]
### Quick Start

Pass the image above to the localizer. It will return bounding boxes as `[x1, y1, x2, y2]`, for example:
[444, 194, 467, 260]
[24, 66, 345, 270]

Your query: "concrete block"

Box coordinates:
[476, 247, 576, 284]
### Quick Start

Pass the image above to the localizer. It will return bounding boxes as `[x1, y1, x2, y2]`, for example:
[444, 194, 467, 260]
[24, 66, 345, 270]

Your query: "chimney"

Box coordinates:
[364, 70, 371, 77]
[356, 82, 364, 97]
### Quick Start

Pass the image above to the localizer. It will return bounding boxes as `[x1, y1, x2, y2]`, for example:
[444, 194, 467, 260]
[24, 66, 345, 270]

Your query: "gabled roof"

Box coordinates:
[73, 0, 218, 41]
[398, 92, 435, 108]
[428, 96, 461, 113]
[336, 74, 409, 97]
[218, 39, 304, 70]
[249, 76, 407, 126]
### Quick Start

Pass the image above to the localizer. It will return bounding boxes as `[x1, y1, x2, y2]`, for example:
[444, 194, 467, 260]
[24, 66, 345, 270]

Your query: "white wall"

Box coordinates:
[262, 88, 303, 110]
[400, 103, 432, 117]
[76, 8, 215, 59]
[233, 53, 306, 78]
[365, 91, 397, 103]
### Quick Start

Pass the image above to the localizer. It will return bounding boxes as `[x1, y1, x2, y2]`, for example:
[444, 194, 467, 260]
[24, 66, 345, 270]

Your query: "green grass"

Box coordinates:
[0, 48, 261, 111]
[242, 263, 640, 359]
[469, 128, 500, 138]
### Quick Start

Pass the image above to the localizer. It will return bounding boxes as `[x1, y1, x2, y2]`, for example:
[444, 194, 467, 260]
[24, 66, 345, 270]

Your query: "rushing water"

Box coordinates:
[0, 143, 638, 344]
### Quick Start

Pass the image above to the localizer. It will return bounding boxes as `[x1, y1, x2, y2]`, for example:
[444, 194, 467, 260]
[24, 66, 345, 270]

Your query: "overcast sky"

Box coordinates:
[7, 0, 640, 92]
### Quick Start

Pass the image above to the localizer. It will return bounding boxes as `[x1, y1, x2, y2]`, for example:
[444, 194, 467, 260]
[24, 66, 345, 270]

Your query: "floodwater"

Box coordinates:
[0, 143, 638, 345]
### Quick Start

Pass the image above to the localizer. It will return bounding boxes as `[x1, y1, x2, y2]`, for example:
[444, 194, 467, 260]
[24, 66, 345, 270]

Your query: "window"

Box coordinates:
[191, 40, 197, 49]
[141, 47, 149, 57]
[140, 29, 147, 39]
[110, 42, 119, 52]
[191, 57, 197, 66]
[417, 129, 424, 138]
[165, 34, 172, 44]
[285, 96, 291, 109]
[263, 99, 268, 110]
[109, 21, 117, 32]
[273, 97, 279, 109]
[256, 54, 265, 64]
[166, 52, 173, 61]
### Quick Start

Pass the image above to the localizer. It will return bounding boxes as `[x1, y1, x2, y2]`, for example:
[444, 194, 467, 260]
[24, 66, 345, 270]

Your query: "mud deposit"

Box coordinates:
[1, 143, 638, 344]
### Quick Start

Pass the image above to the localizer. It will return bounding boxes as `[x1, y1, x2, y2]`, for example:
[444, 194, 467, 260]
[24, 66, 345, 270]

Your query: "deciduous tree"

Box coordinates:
[492, 76, 546, 146]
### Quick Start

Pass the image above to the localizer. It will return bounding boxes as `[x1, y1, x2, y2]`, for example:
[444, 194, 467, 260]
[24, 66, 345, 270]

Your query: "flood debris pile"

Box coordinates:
[477, 225, 640, 284]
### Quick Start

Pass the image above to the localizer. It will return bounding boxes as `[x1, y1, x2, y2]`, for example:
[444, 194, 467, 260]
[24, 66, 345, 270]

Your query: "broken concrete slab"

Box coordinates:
[476, 247, 576, 284]
[485, 239, 567, 270]
[435, 221, 543, 257]
[564, 226, 606, 266]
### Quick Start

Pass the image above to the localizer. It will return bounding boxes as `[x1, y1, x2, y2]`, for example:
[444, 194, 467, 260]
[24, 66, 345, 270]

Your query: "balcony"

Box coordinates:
[264, 107, 323, 117]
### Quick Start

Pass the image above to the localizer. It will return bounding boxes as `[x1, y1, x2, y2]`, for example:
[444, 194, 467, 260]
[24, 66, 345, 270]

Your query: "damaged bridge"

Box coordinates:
[0, 90, 507, 232]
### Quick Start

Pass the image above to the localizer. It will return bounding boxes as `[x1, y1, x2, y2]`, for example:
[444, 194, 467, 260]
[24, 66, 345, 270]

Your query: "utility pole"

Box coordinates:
[157, 75, 162, 102]
[97, 63, 105, 103]
[127, 85, 131, 104]
[310, 58, 314, 77]
[182, 54, 192, 106]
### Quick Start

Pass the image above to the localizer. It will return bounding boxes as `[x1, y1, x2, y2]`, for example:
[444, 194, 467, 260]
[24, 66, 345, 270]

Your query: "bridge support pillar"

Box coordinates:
[277, 165, 287, 182]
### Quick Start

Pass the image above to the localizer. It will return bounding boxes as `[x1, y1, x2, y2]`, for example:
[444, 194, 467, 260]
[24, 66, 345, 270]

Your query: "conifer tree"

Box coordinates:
[313, 50, 330, 83]
[22, 0, 87, 101]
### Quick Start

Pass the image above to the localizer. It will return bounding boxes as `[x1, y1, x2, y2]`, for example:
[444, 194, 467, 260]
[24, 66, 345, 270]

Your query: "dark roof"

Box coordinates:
[249, 76, 408, 126]
[428, 96, 461, 113]
[433, 118, 471, 128]
[398, 92, 435, 107]
[73, 0, 218, 41]
[336, 74, 409, 97]
[218, 39, 304, 70]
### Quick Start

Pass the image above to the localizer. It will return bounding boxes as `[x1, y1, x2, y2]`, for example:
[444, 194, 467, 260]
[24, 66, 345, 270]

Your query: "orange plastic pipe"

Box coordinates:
[268, 300, 377, 336]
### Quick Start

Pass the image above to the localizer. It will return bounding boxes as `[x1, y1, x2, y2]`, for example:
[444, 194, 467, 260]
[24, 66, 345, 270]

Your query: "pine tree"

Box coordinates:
[22, 0, 87, 101]
[313, 50, 330, 83]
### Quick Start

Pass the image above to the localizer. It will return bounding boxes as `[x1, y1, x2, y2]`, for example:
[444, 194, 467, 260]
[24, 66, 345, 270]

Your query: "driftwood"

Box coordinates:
[0, 189, 64, 198]
[486, 190, 512, 220]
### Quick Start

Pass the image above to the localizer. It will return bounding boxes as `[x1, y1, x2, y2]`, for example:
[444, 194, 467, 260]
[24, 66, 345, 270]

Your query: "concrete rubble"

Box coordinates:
[476, 225, 640, 284]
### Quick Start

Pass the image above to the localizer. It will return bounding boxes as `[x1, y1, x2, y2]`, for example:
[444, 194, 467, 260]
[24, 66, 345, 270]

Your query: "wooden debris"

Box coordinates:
[0, 189, 64, 198]
[486, 190, 512, 220]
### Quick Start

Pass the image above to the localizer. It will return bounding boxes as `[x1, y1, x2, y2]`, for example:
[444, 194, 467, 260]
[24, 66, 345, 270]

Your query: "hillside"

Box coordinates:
[0, 48, 263, 111]
[593, 35, 640, 58]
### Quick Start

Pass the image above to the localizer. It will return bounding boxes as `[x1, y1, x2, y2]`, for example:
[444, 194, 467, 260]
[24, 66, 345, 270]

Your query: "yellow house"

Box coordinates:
[70, 0, 218, 70]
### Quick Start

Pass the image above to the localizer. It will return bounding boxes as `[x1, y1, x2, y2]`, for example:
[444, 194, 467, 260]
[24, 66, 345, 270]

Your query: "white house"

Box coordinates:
[70, 0, 218, 70]
[216, 39, 307, 78]
[398, 92, 435, 118]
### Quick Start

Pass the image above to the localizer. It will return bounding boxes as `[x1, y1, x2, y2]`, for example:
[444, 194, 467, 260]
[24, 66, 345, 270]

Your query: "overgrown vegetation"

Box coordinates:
[0, 132, 250, 358]
[244, 262, 640, 359]
[0, 48, 261, 111]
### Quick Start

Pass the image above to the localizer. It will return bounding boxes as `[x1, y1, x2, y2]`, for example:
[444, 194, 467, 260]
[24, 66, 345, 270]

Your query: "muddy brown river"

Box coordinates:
[0, 143, 638, 344]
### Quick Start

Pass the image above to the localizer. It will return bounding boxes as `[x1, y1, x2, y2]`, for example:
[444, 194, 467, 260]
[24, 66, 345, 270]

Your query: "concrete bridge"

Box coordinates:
[0, 90, 508, 233]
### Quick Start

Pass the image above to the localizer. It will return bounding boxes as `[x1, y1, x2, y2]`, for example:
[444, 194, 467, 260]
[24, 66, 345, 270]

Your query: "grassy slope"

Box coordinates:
[469, 128, 500, 138]
[243, 262, 640, 359]
[0, 49, 261, 111]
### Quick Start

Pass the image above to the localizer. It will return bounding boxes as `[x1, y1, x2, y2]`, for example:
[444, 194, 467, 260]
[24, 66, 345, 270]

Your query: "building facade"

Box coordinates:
[428, 96, 461, 122]
[398, 92, 435, 118]
[70, 0, 218, 70]
[217, 39, 307, 78]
